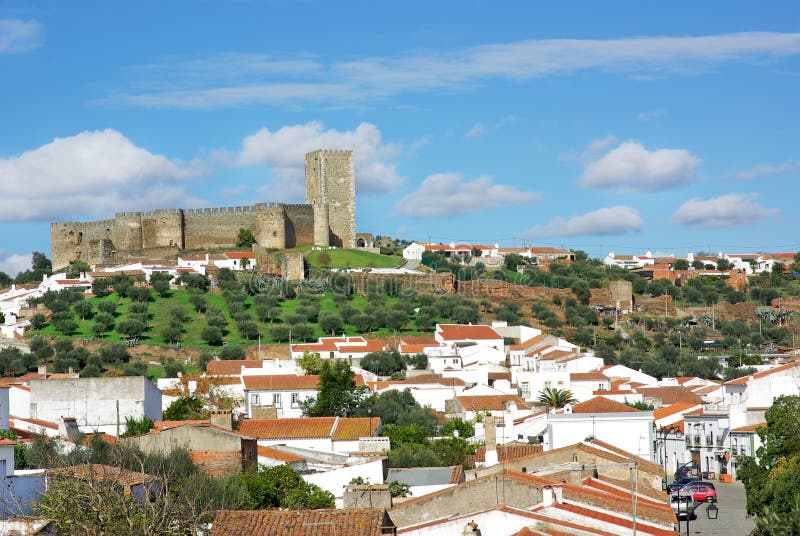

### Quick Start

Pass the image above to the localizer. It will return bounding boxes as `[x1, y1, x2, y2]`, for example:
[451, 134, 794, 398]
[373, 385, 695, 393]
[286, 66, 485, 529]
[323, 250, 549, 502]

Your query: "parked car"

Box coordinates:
[679, 483, 717, 503]
[667, 476, 697, 493]
[670, 494, 699, 519]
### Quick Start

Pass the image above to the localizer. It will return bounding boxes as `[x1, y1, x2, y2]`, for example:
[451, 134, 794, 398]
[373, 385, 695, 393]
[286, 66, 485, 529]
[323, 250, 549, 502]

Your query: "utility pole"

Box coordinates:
[115, 400, 120, 437]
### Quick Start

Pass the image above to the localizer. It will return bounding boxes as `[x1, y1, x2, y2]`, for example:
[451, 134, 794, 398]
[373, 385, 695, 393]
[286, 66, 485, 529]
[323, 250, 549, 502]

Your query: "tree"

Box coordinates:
[738, 396, 800, 530]
[236, 228, 256, 248]
[120, 416, 154, 438]
[537, 387, 577, 409]
[161, 326, 183, 345]
[360, 350, 405, 377]
[218, 346, 246, 361]
[152, 279, 170, 297]
[318, 312, 343, 335]
[73, 300, 93, 320]
[301, 360, 366, 417]
[673, 259, 689, 270]
[52, 311, 78, 335]
[441, 418, 475, 438]
[243, 465, 334, 510]
[297, 352, 325, 374]
[29, 313, 47, 330]
[201, 325, 224, 346]
[117, 318, 146, 339]
[163, 396, 209, 421]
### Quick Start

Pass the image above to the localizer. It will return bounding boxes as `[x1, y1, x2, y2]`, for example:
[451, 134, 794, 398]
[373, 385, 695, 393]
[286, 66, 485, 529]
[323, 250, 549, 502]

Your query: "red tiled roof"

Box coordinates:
[153, 419, 211, 431]
[48, 464, 156, 488]
[653, 402, 702, 421]
[456, 394, 529, 411]
[210, 508, 393, 536]
[635, 386, 703, 405]
[224, 251, 255, 259]
[510, 334, 547, 350]
[539, 350, 577, 361]
[243, 374, 319, 391]
[570, 372, 608, 382]
[10, 416, 58, 430]
[466, 443, 544, 464]
[332, 417, 380, 441]
[257, 446, 305, 463]
[730, 422, 766, 433]
[238, 416, 379, 441]
[571, 397, 640, 414]
[206, 360, 264, 375]
[437, 324, 502, 341]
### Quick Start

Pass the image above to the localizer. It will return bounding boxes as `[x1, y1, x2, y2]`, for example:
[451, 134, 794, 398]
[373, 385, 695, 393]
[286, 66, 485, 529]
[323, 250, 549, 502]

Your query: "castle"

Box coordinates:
[50, 150, 356, 269]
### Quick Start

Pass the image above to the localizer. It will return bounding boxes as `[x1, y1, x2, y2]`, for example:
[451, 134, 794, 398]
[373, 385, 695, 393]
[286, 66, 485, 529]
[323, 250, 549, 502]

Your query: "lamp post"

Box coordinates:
[678, 496, 719, 535]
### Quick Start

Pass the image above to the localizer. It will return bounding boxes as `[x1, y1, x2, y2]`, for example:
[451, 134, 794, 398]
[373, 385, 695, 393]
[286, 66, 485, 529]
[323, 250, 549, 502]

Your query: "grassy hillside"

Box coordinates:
[34, 288, 455, 350]
[303, 248, 402, 269]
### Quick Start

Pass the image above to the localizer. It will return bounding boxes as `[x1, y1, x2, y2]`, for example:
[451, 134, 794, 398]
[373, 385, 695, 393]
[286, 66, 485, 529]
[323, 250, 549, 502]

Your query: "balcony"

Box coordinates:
[731, 446, 739, 456]
[705, 435, 714, 446]
[694, 434, 702, 446]
[716, 437, 725, 447]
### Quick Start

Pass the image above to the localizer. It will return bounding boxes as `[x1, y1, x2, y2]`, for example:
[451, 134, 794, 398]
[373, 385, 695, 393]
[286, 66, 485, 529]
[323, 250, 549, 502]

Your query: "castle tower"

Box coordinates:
[305, 150, 356, 248]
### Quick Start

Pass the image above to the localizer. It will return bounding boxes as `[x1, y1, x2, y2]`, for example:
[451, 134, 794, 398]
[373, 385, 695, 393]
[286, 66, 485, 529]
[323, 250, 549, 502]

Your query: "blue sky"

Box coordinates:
[2, 1, 800, 273]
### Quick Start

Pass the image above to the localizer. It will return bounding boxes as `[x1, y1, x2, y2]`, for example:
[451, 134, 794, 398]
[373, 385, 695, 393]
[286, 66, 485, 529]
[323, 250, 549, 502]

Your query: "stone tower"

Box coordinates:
[305, 150, 356, 248]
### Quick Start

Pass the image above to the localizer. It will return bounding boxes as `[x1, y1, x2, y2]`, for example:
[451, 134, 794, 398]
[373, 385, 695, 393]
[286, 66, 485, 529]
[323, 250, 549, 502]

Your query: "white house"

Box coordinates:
[602, 251, 657, 270]
[402, 242, 427, 261]
[434, 324, 505, 364]
[238, 416, 382, 455]
[243, 374, 320, 419]
[290, 336, 391, 360]
[723, 360, 800, 429]
[29, 376, 162, 436]
[546, 397, 655, 462]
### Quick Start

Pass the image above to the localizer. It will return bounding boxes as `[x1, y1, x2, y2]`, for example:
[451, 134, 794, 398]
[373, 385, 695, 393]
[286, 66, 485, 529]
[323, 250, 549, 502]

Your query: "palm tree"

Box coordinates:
[537, 387, 577, 409]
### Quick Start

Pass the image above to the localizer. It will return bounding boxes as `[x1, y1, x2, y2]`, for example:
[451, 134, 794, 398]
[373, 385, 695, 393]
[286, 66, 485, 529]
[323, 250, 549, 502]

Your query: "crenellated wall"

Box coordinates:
[51, 150, 357, 269]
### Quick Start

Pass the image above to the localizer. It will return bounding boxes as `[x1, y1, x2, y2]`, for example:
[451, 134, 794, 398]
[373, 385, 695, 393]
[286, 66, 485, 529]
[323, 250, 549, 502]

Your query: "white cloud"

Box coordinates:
[523, 206, 644, 238]
[672, 193, 779, 228]
[0, 19, 44, 53]
[637, 109, 666, 122]
[0, 129, 207, 221]
[466, 124, 487, 140]
[578, 141, 700, 192]
[0, 250, 31, 277]
[734, 160, 800, 181]
[235, 121, 403, 196]
[394, 173, 540, 217]
[560, 135, 618, 163]
[107, 32, 800, 108]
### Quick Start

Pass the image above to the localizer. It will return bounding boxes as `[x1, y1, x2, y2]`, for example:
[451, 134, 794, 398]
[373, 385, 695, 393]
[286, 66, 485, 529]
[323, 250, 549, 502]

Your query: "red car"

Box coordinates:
[679, 483, 717, 503]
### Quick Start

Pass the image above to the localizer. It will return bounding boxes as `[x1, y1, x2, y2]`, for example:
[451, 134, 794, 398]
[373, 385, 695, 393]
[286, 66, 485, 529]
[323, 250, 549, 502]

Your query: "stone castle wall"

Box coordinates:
[51, 151, 357, 269]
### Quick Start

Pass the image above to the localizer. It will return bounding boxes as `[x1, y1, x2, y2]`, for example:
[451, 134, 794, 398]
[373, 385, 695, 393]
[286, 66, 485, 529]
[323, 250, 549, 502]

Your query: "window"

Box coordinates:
[597, 383, 606, 391]
[273, 393, 281, 406]
[544, 381, 552, 389]
[291, 392, 300, 407]
[251, 393, 260, 406]
[521, 382, 530, 397]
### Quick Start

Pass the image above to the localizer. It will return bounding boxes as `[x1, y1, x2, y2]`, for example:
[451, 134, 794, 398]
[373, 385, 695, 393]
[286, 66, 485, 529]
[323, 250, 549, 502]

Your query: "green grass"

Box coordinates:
[303, 248, 402, 269]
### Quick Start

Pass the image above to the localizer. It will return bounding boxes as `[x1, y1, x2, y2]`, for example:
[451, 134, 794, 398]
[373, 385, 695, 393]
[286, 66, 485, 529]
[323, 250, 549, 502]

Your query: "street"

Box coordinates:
[674, 480, 755, 535]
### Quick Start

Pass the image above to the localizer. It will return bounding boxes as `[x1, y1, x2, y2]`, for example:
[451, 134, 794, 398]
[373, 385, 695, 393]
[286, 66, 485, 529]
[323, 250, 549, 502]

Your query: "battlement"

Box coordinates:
[183, 205, 257, 215]
[51, 148, 356, 268]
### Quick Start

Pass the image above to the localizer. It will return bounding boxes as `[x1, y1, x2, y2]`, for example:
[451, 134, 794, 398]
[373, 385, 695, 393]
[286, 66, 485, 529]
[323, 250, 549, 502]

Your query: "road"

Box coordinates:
[674, 480, 755, 535]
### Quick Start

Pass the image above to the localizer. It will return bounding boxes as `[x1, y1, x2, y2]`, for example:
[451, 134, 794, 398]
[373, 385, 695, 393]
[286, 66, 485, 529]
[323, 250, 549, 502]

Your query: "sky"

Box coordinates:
[1, 1, 800, 274]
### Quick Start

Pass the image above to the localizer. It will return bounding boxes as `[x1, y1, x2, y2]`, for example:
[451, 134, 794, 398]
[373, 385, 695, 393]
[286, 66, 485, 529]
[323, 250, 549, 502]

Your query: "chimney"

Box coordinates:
[37, 365, 47, 378]
[210, 411, 233, 431]
[59, 417, 80, 441]
[484, 416, 498, 467]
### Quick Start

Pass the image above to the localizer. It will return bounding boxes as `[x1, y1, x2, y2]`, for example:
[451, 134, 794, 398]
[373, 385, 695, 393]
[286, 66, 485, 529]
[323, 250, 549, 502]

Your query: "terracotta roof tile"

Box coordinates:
[466, 443, 544, 465]
[571, 372, 609, 382]
[437, 324, 502, 341]
[238, 416, 379, 441]
[224, 251, 255, 259]
[635, 386, 703, 405]
[456, 394, 529, 411]
[332, 417, 380, 441]
[48, 464, 156, 488]
[210, 508, 393, 535]
[730, 422, 766, 433]
[206, 360, 265, 375]
[571, 397, 640, 414]
[257, 446, 305, 463]
[243, 374, 320, 391]
[653, 402, 703, 421]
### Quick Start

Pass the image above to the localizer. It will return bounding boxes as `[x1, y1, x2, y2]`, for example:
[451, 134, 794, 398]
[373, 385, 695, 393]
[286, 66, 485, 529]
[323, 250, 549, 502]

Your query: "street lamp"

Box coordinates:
[707, 502, 719, 520]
